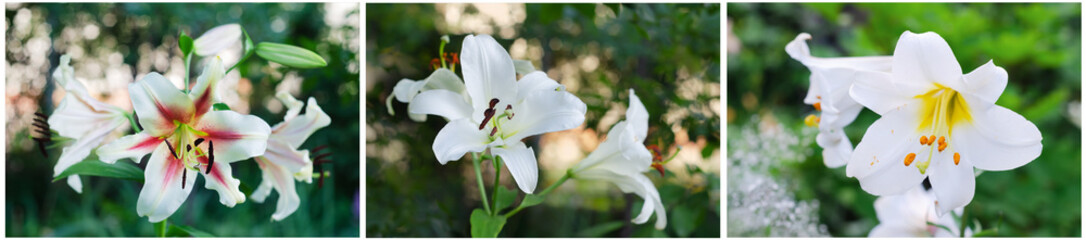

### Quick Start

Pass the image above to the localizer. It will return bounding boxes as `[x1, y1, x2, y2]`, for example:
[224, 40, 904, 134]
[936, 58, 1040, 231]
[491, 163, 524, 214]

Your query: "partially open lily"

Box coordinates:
[869, 185, 970, 237]
[785, 33, 893, 168]
[846, 31, 1043, 215]
[572, 89, 666, 229]
[96, 57, 271, 222]
[48, 54, 131, 193]
[388, 68, 469, 122]
[251, 91, 331, 221]
[420, 34, 586, 194]
[194, 23, 242, 57]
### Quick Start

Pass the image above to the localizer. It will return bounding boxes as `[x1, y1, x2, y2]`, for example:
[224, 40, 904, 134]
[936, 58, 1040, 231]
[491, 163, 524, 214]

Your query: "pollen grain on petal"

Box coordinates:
[813, 102, 822, 111]
[904, 153, 916, 166]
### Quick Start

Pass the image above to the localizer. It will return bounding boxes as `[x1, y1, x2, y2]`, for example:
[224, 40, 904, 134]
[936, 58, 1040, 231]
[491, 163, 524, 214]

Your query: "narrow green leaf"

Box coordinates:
[179, 31, 194, 57]
[520, 194, 546, 208]
[493, 186, 517, 212]
[167, 225, 215, 237]
[212, 103, 231, 111]
[576, 221, 625, 237]
[469, 208, 506, 238]
[255, 42, 327, 68]
[971, 229, 999, 237]
[53, 160, 143, 182]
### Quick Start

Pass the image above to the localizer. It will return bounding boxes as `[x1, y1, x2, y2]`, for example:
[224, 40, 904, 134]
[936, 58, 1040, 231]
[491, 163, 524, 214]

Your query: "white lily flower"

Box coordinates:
[48, 55, 131, 193]
[194, 23, 242, 57]
[387, 68, 469, 122]
[251, 91, 331, 221]
[870, 186, 971, 237]
[96, 57, 271, 222]
[417, 34, 586, 194]
[785, 33, 893, 168]
[572, 89, 665, 230]
[846, 31, 1043, 215]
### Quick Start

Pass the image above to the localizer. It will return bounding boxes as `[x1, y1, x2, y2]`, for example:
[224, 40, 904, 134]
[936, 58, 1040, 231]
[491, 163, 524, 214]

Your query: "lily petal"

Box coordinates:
[849, 70, 929, 115]
[54, 121, 120, 176]
[136, 144, 197, 223]
[461, 34, 517, 122]
[816, 130, 851, 168]
[492, 142, 538, 194]
[626, 89, 649, 143]
[847, 104, 927, 195]
[392, 68, 466, 104]
[275, 91, 305, 122]
[67, 175, 83, 194]
[927, 148, 975, 216]
[194, 24, 242, 57]
[573, 121, 652, 175]
[129, 72, 195, 137]
[960, 60, 1008, 108]
[513, 59, 537, 75]
[193, 111, 271, 163]
[197, 156, 246, 207]
[957, 105, 1042, 171]
[271, 97, 331, 148]
[432, 118, 495, 164]
[261, 138, 310, 176]
[252, 156, 302, 221]
[502, 90, 587, 143]
[96, 131, 161, 164]
[578, 169, 666, 229]
[408, 89, 473, 121]
[514, 72, 564, 102]
[190, 57, 224, 119]
[891, 31, 963, 88]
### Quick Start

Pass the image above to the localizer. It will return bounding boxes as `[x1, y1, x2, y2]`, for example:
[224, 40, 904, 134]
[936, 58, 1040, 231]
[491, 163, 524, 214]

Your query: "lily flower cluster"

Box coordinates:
[44, 24, 332, 223]
[787, 31, 1042, 237]
[388, 34, 670, 233]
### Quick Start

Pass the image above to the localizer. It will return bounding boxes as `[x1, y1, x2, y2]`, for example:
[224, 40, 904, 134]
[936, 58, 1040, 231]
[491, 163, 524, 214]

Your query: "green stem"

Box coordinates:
[183, 53, 192, 93]
[491, 156, 502, 215]
[472, 152, 492, 215]
[126, 112, 142, 132]
[504, 170, 573, 218]
[155, 219, 167, 237]
[439, 38, 447, 69]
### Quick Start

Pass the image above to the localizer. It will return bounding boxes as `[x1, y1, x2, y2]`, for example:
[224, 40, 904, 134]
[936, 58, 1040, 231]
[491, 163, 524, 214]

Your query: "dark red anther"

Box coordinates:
[450, 53, 460, 65]
[490, 127, 498, 137]
[206, 141, 214, 174]
[430, 58, 441, 70]
[647, 145, 665, 177]
[34, 112, 48, 119]
[488, 98, 499, 108]
[164, 139, 179, 159]
[32, 112, 51, 157]
[505, 105, 513, 120]
[479, 108, 495, 130]
[313, 152, 332, 161]
[311, 146, 332, 189]
[652, 163, 665, 177]
[181, 168, 187, 189]
[311, 145, 329, 153]
[193, 138, 205, 147]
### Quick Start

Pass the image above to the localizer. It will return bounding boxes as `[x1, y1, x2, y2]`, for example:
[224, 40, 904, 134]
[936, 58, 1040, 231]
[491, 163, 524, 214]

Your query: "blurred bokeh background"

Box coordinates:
[366, 3, 720, 237]
[5, 3, 359, 237]
[727, 3, 1080, 237]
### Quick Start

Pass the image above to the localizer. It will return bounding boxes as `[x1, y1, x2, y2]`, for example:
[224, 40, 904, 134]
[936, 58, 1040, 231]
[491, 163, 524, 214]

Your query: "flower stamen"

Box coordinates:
[804, 114, 820, 127]
[813, 102, 822, 111]
[954, 152, 961, 165]
[904, 153, 916, 166]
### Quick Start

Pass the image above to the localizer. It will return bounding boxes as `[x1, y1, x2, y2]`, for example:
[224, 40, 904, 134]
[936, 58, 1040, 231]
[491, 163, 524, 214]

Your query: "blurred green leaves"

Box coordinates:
[469, 209, 506, 238]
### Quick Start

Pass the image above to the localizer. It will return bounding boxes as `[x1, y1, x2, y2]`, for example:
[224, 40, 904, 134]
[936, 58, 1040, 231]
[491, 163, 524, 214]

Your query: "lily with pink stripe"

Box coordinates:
[97, 57, 271, 223]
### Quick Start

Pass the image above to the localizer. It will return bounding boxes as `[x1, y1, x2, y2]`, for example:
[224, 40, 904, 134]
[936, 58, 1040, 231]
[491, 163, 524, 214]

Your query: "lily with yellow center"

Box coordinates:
[97, 57, 271, 222]
[785, 33, 892, 168]
[419, 34, 586, 194]
[846, 31, 1042, 215]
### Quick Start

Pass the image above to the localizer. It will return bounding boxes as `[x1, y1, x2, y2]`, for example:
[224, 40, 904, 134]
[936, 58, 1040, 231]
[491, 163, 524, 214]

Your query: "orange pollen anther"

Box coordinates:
[904, 153, 916, 166]
[929, 135, 936, 145]
[919, 136, 929, 145]
[938, 142, 948, 152]
[938, 136, 946, 144]
[954, 152, 961, 165]
[813, 102, 822, 111]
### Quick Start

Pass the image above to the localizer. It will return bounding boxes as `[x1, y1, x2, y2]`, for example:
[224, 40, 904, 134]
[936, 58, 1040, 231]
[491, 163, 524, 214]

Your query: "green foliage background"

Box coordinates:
[5, 3, 359, 237]
[366, 3, 720, 237]
[727, 3, 1081, 237]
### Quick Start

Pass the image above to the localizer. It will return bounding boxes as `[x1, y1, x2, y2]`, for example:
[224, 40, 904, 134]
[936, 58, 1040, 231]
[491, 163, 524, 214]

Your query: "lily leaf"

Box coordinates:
[469, 208, 506, 238]
[179, 31, 194, 57]
[493, 186, 517, 212]
[53, 160, 143, 182]
[167, 225, 215, 237]
[212, 103, 231, 111]
[255, 42, 327, 68]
